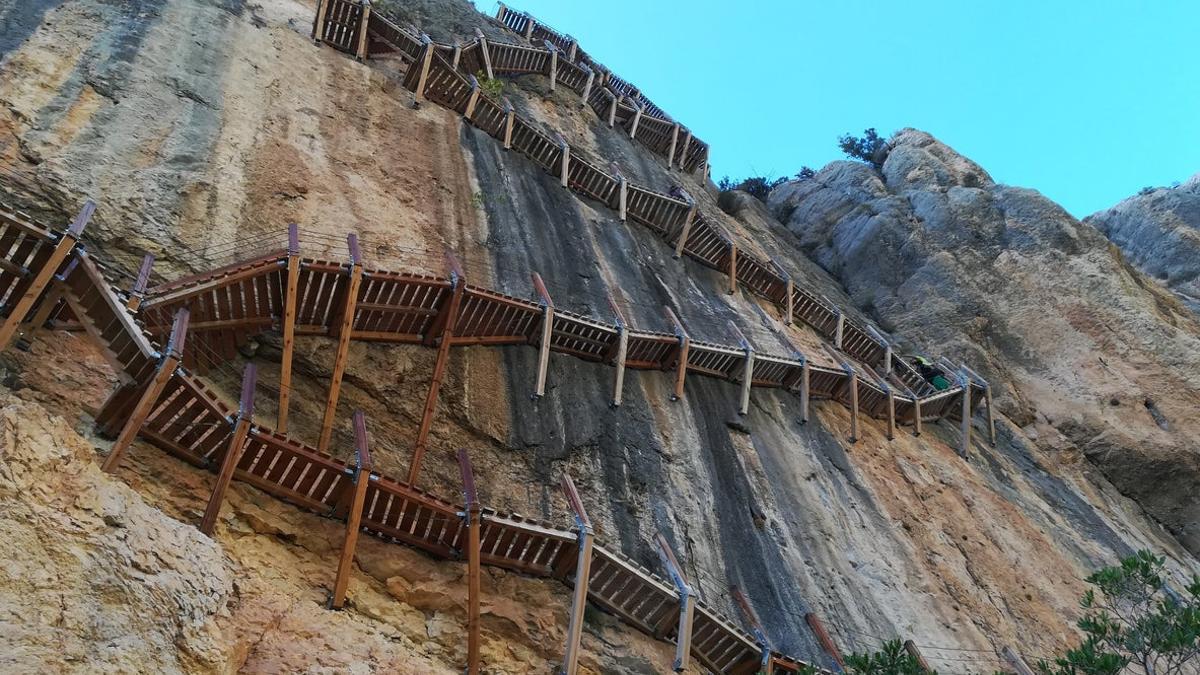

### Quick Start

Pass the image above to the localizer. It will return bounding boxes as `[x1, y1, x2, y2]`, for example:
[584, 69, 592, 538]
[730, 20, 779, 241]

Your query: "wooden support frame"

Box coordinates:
[730, 321, 754, 416]
[1002, 646, 1035, 675]
[523, 16, 535, 40]
[865, 365, 895, 440]
[607, 294, 629, 407]
[823, 344, 858, 443]
[317, 234, 364, 453]
[451, 38, 462, 70]
[805, 613, 845, 670]
[629, 102, 643, 140]
[313, 0, 330, 40]
[278, 224, 301, 432]
[732, 587, 773, 674]
[607, 94, 619, 128]
[799, 357, 811, 425]
[866, 324, 892, 374]
[531, 272, 554, 399]
[678, 128, 692, 168]
[727, 242, 738, 295]
[833, 311, 845, 349]
[330, 410, 372, 609]
[560, 473, 593, 675]
[408, 253, 466, 485]
[784, 277, 794, 325]
[199, 363, 256, 536]
[904, 640, 931, 672]
[474, 28, 494, 80]
[355, 0, 372, 60]
[465, 75, 481, 119]
[495, 2, 507, 23]
[580, 66, 594, 104]
[0, 199, 92, 349]
[502, 98, 515, 149]
[653, 534, 695, 672]
[556, 134, 570, 188]
[547, 43, 558, 91]
[101, 308, 189, 473]
[667, 124, 680, 170]
[958, 369, 972, 457]
[673, 199, 696, 258]
[125, 253, 154, 312]
[414, 34, 435, 104]
[457, 448, 482, 674]
[961, 363, 996, 446]
[664, 306, 690, 401]
[610, 162, 628, 222]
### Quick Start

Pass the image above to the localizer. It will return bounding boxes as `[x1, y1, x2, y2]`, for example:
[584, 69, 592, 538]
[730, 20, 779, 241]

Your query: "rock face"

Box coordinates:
[1086, 174, 1200, 313]
[3, 0, 1200, 672]
[0, 394, 233, 672]
[770, 128, 1200, 555]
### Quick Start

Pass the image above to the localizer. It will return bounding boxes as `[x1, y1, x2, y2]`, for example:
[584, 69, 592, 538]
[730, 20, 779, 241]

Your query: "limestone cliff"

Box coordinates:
[1, 0, 1198, 673]
[1086, 173, 1200, 314]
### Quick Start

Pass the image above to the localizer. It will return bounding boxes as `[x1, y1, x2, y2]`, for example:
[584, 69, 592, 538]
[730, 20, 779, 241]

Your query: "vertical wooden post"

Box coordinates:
[414, 34, 435, 104]
[958, 371, 972, 457]
[617, 175, 628, 221]
[667, 124, 680, 170]
[727, 243, 738, 295]
[653, 534, 695, 672]
[531, 272, 554, 399]
[278, 224, 301, 433]
[824, 344, 857, 443]
[330, 410, 372, 609]
[317, 235, 363, 453]
[313, 0, 330, 40]
[673, 200, 696, 258]
[678, 128, 692, 169]
[567, 39, 577, 61]
[800, 357, 811, 425]
[451, 39, 462, 70]
[732, 588, 773, 674]
[580, 66, 594, 104]
[730, 321, 754, 416]
[502, 98, 515, 149]
[913, 396, 923, 437]
[664, 306, 690, 401]
[465, 75, 481, 119]
[962, 363, 997, 447]
[904, 640, 931, 672]
[629, 103, 643, 140]
[784, 278, 794, 325]
[458, 449, 482, 675]
[834, 311, 845, 349]
[474, 28, 494, 80]
[496, 2, 507, 23]
[607, 95, 618, 128]
[1002, 646, 1036, 675]
[805, 613, 845, 670]
[560, 474, 593, 675]
[125, 253, 154, 312]
[523, 17, 535, 40]
[101, 308, 189, 473]
[0, 200, 92, 349]
[557, 135, 570, 188]
[408, 253, 466, 485]
[355, 0, 372, 60]
[607, 295, 629, 407]
[199, 363, 256, 536]
[547, 43, 558, 91]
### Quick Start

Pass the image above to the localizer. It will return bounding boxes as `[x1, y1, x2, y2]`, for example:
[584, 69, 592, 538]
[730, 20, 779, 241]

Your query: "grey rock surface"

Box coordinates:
[1086, 174, 1200, 313]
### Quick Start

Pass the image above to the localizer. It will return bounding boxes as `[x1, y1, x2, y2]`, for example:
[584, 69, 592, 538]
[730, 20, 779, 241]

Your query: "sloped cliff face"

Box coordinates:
[769, 129, 1200, 556]
[1086, 174, 1200, 314]
[2, 1, 1199, 673]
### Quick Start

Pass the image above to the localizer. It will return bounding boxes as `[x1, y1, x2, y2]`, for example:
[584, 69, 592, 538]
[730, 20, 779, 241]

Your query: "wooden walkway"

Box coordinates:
[0, 197, 848, 673]
[309, 2, 995, 453]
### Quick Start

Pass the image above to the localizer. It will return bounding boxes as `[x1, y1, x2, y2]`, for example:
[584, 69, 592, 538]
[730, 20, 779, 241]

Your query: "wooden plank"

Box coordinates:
[278, 225, 301, 432]
[330, 411, 371, 609]
[458, 449, 481, 675]
[317, 236, 363, 453]
[0, 200, 90, 348]
[125, 253, 154, 312]
[531, 272, 553, 399]
[560, 473, 593, 675]
[805, 613, 844, 670]
[607, 294, 629, 407]
[101, 308, 189, 472]
[1002, 646, 1035, 675]
[904, 640, 931, 672]
[664, 306, 689, 401]
[408, 253, 465, 484]
[199, 363, 256, 536]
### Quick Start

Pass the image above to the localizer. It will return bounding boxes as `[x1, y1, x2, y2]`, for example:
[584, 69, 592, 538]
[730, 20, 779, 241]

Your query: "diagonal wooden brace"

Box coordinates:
[199, 362, 256, 535]
[330, 411, 372, 609]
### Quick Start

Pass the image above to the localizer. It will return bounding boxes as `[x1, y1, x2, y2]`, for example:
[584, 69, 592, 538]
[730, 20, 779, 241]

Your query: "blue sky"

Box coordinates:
[502, 1, 1199, 217]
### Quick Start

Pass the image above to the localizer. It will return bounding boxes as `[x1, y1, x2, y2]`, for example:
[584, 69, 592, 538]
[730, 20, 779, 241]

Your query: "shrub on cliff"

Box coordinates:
[838, 128, 890, 169]
[717, 174, 788, 202]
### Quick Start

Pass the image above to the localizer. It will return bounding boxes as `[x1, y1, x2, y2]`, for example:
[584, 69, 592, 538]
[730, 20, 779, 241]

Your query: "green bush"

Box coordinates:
[838, 128, 890, 169]
[477, 71, 504, 99]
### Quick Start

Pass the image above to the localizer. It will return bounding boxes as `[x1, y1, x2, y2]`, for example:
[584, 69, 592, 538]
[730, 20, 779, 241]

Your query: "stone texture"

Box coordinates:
[1086, 173, 1200, 313]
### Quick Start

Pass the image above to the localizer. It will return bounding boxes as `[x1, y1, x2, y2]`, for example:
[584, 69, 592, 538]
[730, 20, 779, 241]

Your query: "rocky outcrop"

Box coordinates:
[1086, 174, 1200, 313]
[0, 393, 233, 672]
[769, 129, 1200, 555]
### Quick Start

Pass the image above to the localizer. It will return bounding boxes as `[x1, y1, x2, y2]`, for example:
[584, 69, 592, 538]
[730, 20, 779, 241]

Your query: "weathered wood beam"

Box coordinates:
[495, 2, 507, 22]
[408, 253, 466, 485]
[556, 134, 570, 188]
[961, 363, 996, 446]
[822, 343, 858, 443]
[805, 612, 845, 670]
[101, 308, 189, 473]
[277, 224, 301, 433]
[547, 43, 558, 91]
[673, 199, 697, 258]
[465, 75, 481, 120]
[474, 28, 494, 80]
[607, 294, 629, 407]
[580, 66, 594, 104]
[653, 534, 695, 672]
[629, 102, 643, 140]
[451, 39, 462, 70]
[784, 277, 794, 325]
[730, 321, 754, 416]
[0, 199, 92, 348]
[560, 473, 593, 675]
[355, 0, 372, 60]
[317, 234, 364, 453]
[502, 97, 515, 149]
[727, 242, 738, 295]
[732, 587, 773, 674]
[667, 124, 680, 170]
[523, 16, 535, 40]
[958, 369, 972, 457]
[313, 0, 329, 40]
[607, 94, 619, 128]
[904, 640, 931, 672]
[330, 410, 372, 609]
[125, 253, 154, 312]
[833, 310, 844, 349]
[414, 34, 434, 104]
[1002, 646, 1035, 675]
[458, 448, 482, 675]
[799, 357, 811, 424]
[664, 306, 690, 401]
[864, 365, 895, 440]
[199, 363, 256, 536]
[610, 162, 628, 221]
[531, 272, 554, 399]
